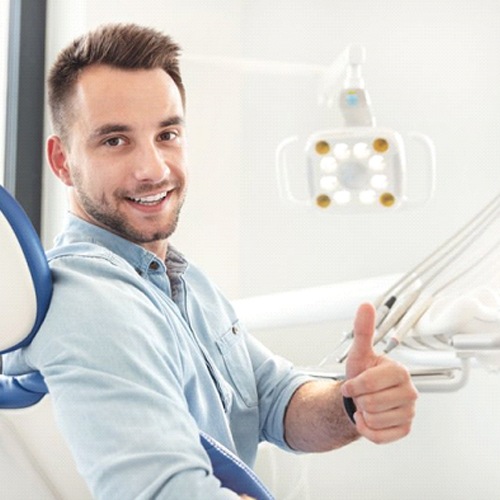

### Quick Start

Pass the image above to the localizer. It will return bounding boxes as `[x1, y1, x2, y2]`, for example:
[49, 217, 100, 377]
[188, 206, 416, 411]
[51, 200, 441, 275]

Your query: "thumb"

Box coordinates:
[345, 302, 377, 380]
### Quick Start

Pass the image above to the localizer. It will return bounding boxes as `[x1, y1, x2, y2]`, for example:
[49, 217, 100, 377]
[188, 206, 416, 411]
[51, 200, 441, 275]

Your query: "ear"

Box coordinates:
[47, 135, 74, 186]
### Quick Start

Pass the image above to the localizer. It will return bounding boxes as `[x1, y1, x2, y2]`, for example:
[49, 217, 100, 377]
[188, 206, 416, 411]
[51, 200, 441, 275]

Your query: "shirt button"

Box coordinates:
[149, 261, 160, 271]
[232, 326, 239, 335]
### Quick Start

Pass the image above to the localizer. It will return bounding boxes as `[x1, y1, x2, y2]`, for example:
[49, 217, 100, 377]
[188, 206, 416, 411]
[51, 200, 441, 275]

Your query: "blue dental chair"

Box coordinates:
[0, 184, 273, 499]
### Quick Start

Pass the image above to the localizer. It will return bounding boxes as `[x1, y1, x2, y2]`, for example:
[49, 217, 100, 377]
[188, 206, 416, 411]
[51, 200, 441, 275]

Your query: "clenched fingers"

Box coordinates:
[342, 357, 418, 444]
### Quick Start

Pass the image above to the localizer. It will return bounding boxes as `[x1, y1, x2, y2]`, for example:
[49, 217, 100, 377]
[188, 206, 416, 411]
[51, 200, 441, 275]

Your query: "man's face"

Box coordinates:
[51, 65, 188, 258]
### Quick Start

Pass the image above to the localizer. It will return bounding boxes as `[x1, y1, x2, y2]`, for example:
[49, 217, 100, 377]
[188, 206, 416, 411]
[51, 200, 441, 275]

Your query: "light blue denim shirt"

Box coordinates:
[3, 214, 311, 499]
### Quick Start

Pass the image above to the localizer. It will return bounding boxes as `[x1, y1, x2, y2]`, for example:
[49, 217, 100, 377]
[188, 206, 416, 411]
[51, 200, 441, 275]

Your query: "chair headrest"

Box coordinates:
[0, 185, 52, 354]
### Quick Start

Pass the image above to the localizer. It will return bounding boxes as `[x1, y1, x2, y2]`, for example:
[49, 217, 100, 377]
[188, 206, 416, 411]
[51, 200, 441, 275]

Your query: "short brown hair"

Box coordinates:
[48, 23, 185, 139]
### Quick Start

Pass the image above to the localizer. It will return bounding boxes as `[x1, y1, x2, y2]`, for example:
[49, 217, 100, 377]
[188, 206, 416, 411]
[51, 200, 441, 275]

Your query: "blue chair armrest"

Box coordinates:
[200, 431, 274, 499]
[0, 371, 47, 408]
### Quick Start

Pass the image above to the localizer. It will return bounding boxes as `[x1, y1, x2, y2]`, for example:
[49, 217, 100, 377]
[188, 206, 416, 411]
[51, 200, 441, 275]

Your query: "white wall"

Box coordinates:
[43, 1, 500, 498]
[236, 0, 500, 298]
[0, 0, 9, 184]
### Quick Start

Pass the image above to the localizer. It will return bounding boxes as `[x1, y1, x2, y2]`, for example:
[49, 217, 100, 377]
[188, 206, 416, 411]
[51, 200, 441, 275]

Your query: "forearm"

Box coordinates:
[284, 379, 359, 452]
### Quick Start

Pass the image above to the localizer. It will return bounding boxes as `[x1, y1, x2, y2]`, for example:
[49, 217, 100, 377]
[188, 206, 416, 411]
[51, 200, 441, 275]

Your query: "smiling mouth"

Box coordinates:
[127, 191, 169, 206]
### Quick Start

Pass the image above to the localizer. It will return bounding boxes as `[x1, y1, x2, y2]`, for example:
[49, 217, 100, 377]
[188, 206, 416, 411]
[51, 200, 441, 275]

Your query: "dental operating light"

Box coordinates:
[276, 45, 436, 212]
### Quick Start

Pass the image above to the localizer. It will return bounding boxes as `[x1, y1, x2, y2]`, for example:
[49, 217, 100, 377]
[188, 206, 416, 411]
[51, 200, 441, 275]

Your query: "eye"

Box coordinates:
[104, 136, 126, 147]
[158, 131, 178, 142]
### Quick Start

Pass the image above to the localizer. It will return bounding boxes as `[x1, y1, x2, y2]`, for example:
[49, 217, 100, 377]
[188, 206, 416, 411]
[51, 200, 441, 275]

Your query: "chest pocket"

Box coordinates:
[216, 322, 258, 408]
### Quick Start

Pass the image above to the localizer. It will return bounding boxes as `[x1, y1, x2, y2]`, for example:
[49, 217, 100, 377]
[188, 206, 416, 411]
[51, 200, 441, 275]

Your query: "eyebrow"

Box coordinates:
[90, 115, 185, 139]
[90, 124, 131, 139]
[159, 116, 185, 128]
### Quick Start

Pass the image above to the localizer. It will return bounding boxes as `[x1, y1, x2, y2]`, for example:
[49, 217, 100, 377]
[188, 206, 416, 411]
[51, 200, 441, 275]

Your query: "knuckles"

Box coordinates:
[354, 358, 415, 393]
[361, 419, 414, 445]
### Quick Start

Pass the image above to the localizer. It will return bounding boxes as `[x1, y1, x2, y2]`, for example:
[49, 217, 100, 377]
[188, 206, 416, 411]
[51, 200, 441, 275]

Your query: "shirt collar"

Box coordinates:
[54, 213, 188, 276]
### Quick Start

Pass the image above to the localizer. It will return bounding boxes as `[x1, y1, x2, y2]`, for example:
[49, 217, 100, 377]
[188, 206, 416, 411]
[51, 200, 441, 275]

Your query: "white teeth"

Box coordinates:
[130, 191, 168, 205]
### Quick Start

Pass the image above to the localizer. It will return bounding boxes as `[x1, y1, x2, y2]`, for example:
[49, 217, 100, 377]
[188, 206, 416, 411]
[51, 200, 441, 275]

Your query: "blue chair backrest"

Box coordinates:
[0, 184, 273, 499]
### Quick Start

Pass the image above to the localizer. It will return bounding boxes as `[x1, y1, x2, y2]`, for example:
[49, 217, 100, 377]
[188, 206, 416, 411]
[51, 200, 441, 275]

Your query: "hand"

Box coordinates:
[341, 303, 418, 444]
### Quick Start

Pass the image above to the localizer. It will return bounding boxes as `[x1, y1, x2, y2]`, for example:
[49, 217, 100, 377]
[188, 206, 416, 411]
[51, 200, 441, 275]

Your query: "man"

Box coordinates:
[4, 24, 417, 499]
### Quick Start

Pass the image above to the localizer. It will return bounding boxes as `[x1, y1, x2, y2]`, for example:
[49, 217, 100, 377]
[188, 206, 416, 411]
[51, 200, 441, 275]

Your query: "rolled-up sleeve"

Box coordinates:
[244, 332, 313, 450]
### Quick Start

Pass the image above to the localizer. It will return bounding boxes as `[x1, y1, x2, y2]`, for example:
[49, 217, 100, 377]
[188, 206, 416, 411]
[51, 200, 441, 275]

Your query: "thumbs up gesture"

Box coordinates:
[341, 303, 418, 444]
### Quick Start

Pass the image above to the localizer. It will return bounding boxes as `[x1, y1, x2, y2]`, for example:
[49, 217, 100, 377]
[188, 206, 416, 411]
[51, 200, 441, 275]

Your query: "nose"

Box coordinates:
[133, 142, 171, 183]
